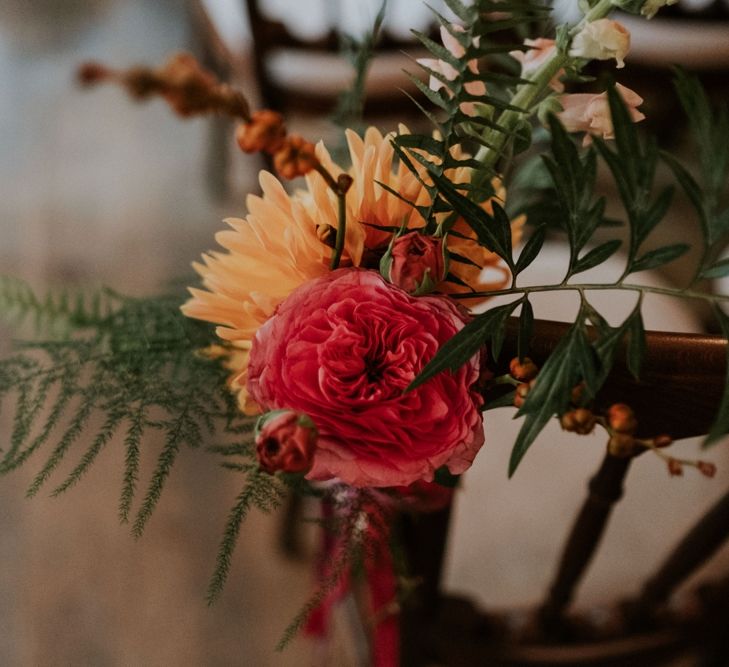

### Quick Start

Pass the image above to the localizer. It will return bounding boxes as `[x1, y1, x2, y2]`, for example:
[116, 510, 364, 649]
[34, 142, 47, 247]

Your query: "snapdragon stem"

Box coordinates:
[473, 0, 616, 178]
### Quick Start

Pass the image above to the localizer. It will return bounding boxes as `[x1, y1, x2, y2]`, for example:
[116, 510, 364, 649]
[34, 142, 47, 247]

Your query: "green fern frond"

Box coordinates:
[207, 469, 285, 605]
[1, 281, 254, 540]
[0, 276, 117, 335]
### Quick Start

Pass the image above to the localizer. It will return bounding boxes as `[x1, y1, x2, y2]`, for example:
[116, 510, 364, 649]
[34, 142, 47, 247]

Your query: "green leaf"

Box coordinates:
[509, 318, 585, 477]
[628, 244, 689, 274]
[408, 301, 519, 391]
[661, 151, 707, 237]
[442, 0, 473, 22]
[518, 299, 533, 362]
[626, 308, 646, 381]
[405, 71, 452, 112]
[491, 202, 514, 267]
[635, 186, 674, 248]
[514, 225, 546, 276]
[605, 82, 639, 190]
[700, 257, 729, 280]
[394, 133, 444, 157]
[429, 172, 514, 268]
[571, 240, 622, 276]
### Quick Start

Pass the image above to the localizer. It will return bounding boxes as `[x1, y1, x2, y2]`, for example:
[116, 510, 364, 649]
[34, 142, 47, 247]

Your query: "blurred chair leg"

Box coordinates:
[279, 491, 305, 559]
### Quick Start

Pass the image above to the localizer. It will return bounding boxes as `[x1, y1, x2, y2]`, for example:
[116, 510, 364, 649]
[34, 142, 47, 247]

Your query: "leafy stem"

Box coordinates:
[449, 281, 729, 304]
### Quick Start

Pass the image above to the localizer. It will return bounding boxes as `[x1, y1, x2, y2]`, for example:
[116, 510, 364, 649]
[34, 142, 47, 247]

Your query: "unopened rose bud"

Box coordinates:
[236, 109, 286, 154]
[667, 458, 683, 477]
[561, 408, 595, 435]
[509, 357, 538, 382]
[608, 433, 636, 457]
[381, 232, 447, 295]
[514, 382, 531, 409]
[697, 461, 717, 479]
[653, 434, 673, 448]
[255, 410, 318, 475]
[273, 135, 319, 179]
[607, 403, 637, 434]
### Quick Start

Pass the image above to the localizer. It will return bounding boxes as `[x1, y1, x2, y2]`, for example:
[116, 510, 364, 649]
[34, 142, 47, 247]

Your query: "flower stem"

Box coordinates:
[472, 0, 616, 178]
[314, 164, 352, 271]
[331, 189, 348, 270]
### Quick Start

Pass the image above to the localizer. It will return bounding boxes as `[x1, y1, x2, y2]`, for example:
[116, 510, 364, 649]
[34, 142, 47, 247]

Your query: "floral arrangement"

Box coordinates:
[2, 0, 728, 664]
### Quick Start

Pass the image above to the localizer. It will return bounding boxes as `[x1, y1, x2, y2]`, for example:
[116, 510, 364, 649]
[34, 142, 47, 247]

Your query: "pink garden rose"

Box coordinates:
[385, 232, 446, 295]
[247, 269, 484, 487]
[255, 410, 318, 474]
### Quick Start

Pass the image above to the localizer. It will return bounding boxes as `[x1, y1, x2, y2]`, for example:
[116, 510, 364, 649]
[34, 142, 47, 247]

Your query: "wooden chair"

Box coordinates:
[188, 0, 435, 197]
[400, 320, 729, 666]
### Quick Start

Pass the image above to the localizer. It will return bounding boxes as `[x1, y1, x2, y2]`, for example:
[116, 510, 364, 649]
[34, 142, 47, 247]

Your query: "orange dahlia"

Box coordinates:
[310, 126, 523, 301]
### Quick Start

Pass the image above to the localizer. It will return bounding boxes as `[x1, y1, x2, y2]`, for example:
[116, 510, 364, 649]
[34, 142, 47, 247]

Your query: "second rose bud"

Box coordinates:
[380, 231, 449, 296]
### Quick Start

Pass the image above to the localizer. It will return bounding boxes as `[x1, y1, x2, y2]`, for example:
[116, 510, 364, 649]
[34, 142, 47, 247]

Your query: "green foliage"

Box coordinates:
[331, 1, 386, 134]
[207, 467, 286, 604]
[542, 115, 615, 279]
[0, 275, 116, 336]
[390, 0, 552, 232]
[593, 84, 687, 277]
[413, 72, 729, 474]
[0, 278, 284, 599]
[662, 68, 729, 282]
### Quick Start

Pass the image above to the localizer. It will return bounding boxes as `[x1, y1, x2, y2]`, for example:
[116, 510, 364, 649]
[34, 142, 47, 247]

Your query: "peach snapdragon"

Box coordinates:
[510, 38, 564, 92]
[569, 19, 630, 69]
[556, 83, 645, 146]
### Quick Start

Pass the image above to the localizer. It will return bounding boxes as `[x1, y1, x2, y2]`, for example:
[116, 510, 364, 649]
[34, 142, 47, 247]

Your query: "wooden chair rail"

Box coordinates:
[497, 318, 728, 439]
[402, 318, 729, 666]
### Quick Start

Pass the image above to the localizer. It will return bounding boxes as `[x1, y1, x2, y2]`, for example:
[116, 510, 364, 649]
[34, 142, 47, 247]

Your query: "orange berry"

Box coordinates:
[697, 461, 717, 478]
[561, 408, 595, 434]
[607, 403, 637, 434]
[514, 382, 530, 408]
[667, 458, 683, 476]
[236, 109, 286, 154]
[273, 134, 319, 179]
[509, 356, 538, 382]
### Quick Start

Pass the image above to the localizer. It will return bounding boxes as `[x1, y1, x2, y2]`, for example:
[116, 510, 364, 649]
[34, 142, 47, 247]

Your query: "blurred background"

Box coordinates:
[0, 1, 728, 665]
